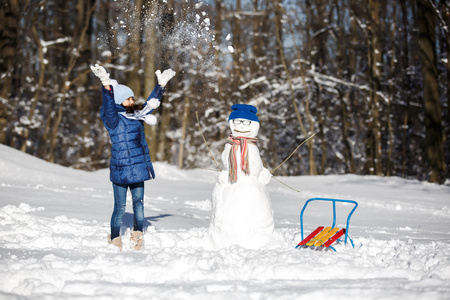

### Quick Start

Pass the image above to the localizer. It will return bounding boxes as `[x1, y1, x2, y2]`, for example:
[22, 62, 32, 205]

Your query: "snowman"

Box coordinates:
[208, 104, 274, 249]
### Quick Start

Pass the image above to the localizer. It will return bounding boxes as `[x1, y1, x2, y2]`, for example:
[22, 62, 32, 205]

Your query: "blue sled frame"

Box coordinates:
[299, 197, 358, 250]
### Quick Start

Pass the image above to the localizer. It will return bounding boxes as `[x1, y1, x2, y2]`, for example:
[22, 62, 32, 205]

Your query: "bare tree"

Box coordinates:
[0, 0, 448, 183]
[273, 0, 317, 175]
[0, 0, 19, 99]
[47, 0, 96, 162]
[365, 0, 383, 176]
[0, 0, 20, 144]
[416, 0, 446, 183]
[156, 0, 175, 162]
[143, 0, 159, 159]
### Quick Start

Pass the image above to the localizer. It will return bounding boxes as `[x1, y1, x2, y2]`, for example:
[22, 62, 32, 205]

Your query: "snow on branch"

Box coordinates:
[239, 76, 268, 90]
[38, 37, 72, 62]
[40, 37, 72, 53]
[311, 25, 335, 39]
[309, 69, 390, 103]
[226, 11, 266, 19]
[426, 0, 448, 34]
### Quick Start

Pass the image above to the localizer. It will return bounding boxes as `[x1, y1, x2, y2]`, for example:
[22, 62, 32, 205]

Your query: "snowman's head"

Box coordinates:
[229, 118, 260, 138]
[228, 104, 260, 138]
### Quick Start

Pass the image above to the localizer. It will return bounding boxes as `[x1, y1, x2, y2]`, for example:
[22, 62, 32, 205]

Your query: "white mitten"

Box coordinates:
[143, 114, 157, 125]
[147, 98, 160, 109]
[90, 64, 111, 86]
[218, 170, 229, 185]
[155, 69, 176, 87]
[258, 168, 272, 185]
[110, 79, 119, 89]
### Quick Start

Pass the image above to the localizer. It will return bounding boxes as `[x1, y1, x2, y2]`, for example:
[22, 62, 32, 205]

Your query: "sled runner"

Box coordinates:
[296, 198, 358, 251]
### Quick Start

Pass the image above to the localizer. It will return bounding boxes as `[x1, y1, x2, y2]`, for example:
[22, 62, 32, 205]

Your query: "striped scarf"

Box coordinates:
[227, 135, 258, 183]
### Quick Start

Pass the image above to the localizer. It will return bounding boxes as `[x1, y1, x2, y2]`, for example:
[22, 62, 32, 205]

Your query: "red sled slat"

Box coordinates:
[323, 228, 346, 248]
[296, 226, 324, 247]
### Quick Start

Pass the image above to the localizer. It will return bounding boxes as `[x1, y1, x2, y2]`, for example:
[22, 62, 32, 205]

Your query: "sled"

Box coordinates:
[295, 198, 358, 252]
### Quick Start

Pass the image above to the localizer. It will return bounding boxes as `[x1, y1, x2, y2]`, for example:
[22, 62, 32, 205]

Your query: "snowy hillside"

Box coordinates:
[0, 143, 449, 299]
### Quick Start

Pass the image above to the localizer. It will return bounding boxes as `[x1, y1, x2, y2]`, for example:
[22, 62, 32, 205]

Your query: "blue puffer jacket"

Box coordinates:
[100, 84, 165, 184]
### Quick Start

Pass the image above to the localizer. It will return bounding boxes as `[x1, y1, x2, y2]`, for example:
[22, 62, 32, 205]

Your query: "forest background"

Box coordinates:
[0, 0, 449, 184]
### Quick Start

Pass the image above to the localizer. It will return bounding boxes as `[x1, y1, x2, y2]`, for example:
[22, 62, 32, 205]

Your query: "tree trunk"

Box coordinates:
[178, 96, 191, 168]
[48, 0, 94, 162]
[443, 1, 450, 179]
[343, 91, 356, 173]
[156, 0, 175, 162]
[20, 12, 47, 153]
[0, 0, 19, 127]
[386, 1, 396, 176]
[214, 0, 226, 141]
[0, 0, 19, 95]
[400, 0, 412, 177]
[250, 0, 263, 75]
[333, 0, 355, 173]
[274, 0, 316, 175]
[366, 0, 383, 176]
[230, 0, 243, 90]
[127, 0, 143, 100]
[416, 0, 445, 183]
[143, 0, 158, 159]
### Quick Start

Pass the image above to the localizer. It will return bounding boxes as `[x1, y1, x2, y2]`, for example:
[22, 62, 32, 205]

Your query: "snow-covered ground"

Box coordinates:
[0, 143, 449, 299]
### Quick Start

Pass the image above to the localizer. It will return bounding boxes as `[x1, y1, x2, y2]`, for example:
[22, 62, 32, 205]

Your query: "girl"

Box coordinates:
[91, 64, 175, 251]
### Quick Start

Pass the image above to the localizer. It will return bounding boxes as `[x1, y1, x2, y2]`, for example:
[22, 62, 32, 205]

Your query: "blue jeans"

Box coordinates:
[111, 182, 145, 240]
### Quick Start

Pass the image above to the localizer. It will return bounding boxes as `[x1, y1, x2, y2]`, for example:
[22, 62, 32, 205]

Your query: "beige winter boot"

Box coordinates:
[108, 235, 122, 251]
[130, 231, 144, 251]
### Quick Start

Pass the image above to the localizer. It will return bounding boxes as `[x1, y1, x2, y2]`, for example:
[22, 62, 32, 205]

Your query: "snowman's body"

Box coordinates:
[209, 105, 274, 249]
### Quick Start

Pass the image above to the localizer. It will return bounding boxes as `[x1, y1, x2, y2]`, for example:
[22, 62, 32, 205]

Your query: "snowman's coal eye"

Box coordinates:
[232, 120, 251, 125]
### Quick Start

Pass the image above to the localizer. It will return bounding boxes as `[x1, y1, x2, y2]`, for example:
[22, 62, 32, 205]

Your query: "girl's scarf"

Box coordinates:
[119, 98, 159, 125]
[111, 80, 160, 125]
[227, 135, 258, 183]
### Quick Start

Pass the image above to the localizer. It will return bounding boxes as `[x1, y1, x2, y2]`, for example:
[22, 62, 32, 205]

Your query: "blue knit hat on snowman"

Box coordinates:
[228, 104, 259, 122]
[113, 84, 134, 105]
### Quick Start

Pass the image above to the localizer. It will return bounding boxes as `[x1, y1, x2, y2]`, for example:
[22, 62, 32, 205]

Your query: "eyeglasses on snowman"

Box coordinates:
[232, 120, 252, 125]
